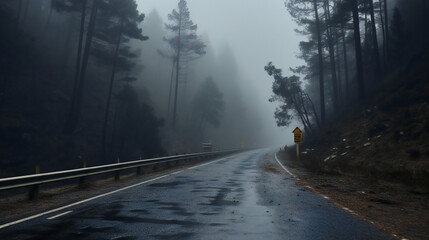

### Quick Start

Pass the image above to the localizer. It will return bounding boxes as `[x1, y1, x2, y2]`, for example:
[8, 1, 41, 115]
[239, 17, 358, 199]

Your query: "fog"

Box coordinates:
[137, 0, 305, 147]
[3, 0, 422, 176]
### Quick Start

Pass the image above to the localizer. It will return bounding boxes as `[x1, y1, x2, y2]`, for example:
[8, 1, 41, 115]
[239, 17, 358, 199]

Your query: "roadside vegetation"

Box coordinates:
[267, 0, 429, 189]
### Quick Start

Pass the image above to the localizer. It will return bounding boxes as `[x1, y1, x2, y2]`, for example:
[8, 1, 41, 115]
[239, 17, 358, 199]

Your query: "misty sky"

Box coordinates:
[137, 0, 304, 146]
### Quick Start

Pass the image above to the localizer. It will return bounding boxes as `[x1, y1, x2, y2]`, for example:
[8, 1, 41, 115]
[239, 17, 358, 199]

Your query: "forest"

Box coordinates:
[1, 0, 428, 178]
[0, 0, 270, 177]
[266, 0, 429, 134]
[268, 0, 429, 190]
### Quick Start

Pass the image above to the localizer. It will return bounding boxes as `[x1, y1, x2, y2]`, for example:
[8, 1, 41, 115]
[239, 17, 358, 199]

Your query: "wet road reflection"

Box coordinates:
[0, 150, 394, 240]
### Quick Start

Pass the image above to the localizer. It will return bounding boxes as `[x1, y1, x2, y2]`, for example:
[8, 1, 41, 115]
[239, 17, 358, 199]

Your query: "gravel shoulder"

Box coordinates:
[277, 150, 429, 240]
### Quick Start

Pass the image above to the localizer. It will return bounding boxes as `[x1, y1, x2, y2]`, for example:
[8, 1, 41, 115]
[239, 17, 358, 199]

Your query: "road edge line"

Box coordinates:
[0, 173, 171, 229]
[274, 152, 405, 240]
[47, 210, 73, 220]
[0, 155, 232, 230]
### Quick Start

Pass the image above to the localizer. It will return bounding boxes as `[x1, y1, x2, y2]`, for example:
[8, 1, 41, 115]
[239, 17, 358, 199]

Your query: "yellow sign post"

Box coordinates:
[292, 127, 302, 159]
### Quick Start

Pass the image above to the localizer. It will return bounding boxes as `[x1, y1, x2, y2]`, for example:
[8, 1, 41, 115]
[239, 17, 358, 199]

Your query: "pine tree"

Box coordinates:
[93, 0, 148, 158]
[63, 0, 99, 134]
[286, 0, 326, 124]
[164, 0, 206, 126]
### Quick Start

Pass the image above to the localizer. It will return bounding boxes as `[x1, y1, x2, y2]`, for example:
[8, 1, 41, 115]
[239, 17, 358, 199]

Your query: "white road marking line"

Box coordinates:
[274, 153, 298, 178]
[0, 156, 230, 230]
[47, 211, 72, 220]
[0, 173, 172, 229]
[274, 153, 405, 239]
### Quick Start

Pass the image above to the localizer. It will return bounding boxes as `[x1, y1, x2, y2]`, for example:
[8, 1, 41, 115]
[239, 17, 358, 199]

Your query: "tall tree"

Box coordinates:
[94, 0, 148, 158]
[323, 0, 339, 109]
[265, 62, 319, 134]
[286, 0, 326, 124]
[63, 0, 99, 133]
[164, 0, 206, 126]
[368, 0, 381, 74]
[383, 0, 389, 64]
[331, 0, 353, 99]
[314, 0, 326, 123]
[350, 0, 365, 102]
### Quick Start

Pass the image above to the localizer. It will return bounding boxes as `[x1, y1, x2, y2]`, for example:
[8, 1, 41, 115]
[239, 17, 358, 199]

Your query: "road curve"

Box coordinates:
[0, 149, 394, 239]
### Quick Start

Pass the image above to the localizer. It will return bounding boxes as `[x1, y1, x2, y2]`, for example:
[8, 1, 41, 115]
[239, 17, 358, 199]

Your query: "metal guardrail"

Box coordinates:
[0, 150, 240, 199]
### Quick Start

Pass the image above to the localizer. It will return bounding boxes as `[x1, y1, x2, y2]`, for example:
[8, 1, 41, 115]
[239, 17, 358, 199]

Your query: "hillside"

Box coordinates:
[278, 51, 429, 239]
[293, 50, 429, 190]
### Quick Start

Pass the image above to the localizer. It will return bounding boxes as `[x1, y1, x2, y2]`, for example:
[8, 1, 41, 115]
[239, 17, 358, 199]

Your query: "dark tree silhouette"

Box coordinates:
[265, 62, 320, 134]
[63, 0, 99, 134]
[323, 0, 339, 110]
[192, 77, 224, 129]
[286, 0, 326, 124]
[93, 0, 148, 158]
[164, 0, 206, 126]
[368, 0, 381, 75]
[390, 8, 407, 73]
[350, 0, 365, 102]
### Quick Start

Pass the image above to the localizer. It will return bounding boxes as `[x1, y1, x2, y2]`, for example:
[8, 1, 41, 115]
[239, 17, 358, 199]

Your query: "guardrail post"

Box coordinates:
[115, 158, 120, 181]
[29, 165, 40, 200]
[136, 156, 142, 175]
[79, 161, 87, 186]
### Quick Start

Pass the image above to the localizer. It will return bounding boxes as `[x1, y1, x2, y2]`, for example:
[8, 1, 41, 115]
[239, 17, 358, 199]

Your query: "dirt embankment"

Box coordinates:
[279, 150, 429, 240]
[296, 52, 429, 190]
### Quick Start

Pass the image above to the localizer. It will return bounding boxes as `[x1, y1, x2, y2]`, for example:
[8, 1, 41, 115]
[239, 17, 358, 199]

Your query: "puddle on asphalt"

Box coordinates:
[232, 175, 278, 237]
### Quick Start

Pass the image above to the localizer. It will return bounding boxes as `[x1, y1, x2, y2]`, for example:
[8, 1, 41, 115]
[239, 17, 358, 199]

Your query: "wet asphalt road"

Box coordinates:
[0, 149, 394, 240]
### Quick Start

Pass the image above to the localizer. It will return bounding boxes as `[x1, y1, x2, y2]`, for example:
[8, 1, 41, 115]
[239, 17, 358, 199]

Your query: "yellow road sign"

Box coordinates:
[292, 127, 302, 144]
[292, 127, 302, 160]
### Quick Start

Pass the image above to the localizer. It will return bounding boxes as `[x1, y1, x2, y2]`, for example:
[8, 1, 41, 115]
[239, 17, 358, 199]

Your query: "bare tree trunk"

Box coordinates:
[352, 0, 365, 102]
[292, 93, 312, 135]
[369, 0, 381, 75]
[299, 92, 313, 133]
[172, 11, 182, 127]
[167, 59, 176, 116]
[341, 25, 350, 98]
[324, 0, 339, 109]
[64, 0, 98, 134]
[336, 42, 342, 104]
[304, 92, 321, 130]
[63, 0, 88, 133]
[378, 0, 386, 70]
[313, 0, 325, 124]
[102, 19, 123, 158]
[383, 0, 389, 65]
[365, 1, 368, 39]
